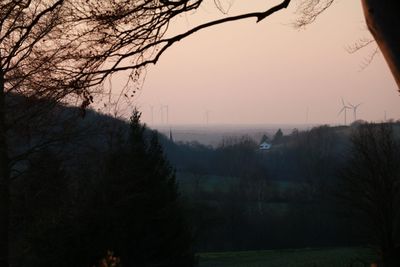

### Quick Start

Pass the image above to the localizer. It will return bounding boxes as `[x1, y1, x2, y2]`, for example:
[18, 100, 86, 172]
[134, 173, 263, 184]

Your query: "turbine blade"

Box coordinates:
[338, 107, 345, 116]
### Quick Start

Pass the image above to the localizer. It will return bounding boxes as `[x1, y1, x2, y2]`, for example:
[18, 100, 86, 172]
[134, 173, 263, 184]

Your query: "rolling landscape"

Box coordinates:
[1, 1, 399, 267]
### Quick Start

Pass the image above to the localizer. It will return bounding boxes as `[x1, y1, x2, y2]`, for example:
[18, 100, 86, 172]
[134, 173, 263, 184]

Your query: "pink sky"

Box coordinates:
[112, 0, 399, 125]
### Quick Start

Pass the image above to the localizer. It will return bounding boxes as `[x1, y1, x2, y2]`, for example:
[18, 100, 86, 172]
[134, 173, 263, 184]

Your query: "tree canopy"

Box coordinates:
[340, 123, 400, 266]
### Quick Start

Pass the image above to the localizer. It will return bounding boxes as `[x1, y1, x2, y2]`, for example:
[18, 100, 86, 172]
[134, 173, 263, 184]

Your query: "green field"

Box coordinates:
[176, 172, 296, 195]
[198, 247, 376, 267]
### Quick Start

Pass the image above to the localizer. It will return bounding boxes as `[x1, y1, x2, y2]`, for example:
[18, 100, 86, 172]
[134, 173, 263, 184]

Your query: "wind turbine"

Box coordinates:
[159, 104, 169, 124]
[338, 98, 351, 125]
[204, 110, 210, 125]
[159, 104, 164, 124]
[165, 105, 169, 125]
[347, 102, 362, 122]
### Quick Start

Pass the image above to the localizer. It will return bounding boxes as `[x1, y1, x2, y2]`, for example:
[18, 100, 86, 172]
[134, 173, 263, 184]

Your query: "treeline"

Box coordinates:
[9, 108, 194, 267]
[9, 95, 400, 266]
[160, 123, 400, 255]
[163, 126, 349, 182]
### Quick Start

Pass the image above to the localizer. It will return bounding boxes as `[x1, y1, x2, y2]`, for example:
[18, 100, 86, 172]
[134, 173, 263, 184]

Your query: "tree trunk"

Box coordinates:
[361, 0, 400, 89]
[0, 68, 10, 267]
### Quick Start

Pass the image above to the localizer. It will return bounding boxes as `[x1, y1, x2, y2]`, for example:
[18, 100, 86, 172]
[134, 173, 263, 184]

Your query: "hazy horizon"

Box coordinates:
[104, 0, 399, 126]
[151, 122, 329, 147]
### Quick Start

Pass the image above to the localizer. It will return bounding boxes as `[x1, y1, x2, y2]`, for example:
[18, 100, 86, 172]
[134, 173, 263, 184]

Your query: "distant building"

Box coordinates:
[259, 141, 272, 150]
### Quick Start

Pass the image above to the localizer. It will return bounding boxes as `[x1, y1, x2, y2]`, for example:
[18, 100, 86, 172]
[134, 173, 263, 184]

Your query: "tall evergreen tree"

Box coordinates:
[273, 129, 283, 144]
[145, 131, 194, 267]
[83, 109, 194, 267]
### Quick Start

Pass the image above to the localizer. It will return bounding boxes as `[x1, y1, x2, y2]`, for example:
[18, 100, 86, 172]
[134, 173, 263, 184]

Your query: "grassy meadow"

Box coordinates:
[198, 247, 376, 267]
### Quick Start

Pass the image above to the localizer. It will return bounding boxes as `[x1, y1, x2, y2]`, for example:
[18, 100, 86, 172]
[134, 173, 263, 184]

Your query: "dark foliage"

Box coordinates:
[10, 98, 400, 264]
[339, 123, 400, 266]
[161, 125, 364, 251]
[272, 128, 283, 144]
[10, 109, 194, 267]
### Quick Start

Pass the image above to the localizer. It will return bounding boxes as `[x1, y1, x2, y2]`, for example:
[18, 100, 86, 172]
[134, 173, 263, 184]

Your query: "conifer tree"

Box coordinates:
[84, 109, 194, 267]
[273, 129, 284, 144]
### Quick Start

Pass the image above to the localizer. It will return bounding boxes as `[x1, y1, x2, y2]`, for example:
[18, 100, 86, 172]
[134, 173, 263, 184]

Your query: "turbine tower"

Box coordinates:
[165, 105, 169, 125]
[347, 102, 362, 122]
[159, 105, 164, 124]
[338, 98, 351, 125]
[159, 104, 169, 124]
[205, 110, 210, 125]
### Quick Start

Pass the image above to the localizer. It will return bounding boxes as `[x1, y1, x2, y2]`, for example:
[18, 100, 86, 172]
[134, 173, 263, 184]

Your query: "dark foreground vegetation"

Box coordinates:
[1, 1, 399, 266]
[9, 106, 194, 267]
[162, 121, 400, 266]
[6, 97, 400, 266]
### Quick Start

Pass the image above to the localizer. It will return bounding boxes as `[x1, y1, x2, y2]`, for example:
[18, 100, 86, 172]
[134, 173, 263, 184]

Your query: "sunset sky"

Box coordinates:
[114, 0, 399, 126]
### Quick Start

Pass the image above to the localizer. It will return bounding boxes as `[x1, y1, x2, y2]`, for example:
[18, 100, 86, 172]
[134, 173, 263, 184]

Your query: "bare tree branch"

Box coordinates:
[294, 0, 334, 28]
[346, 37, 379, 70]
[83, 0, 291, 77]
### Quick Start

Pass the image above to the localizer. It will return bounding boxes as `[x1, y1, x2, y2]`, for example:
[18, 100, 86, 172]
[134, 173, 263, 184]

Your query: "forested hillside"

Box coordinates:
[9, 96, 400, 265]
[160, 123, 400, 254]
[9, 100, 194, 267]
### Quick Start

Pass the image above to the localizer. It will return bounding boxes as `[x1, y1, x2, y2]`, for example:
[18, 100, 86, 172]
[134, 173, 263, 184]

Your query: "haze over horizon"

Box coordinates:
[108, 0, 399, 126]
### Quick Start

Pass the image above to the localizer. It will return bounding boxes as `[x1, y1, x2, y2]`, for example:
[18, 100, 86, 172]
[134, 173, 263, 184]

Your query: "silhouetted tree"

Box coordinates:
[273, 128, 284, 144]
[1, 1, 291, 262]
[260, 134, 270, 144]
[2, 1, 398, 265]
[81, 109, 194, 267]
[339, 123, 400, 267]
[0, 2, 202, 265]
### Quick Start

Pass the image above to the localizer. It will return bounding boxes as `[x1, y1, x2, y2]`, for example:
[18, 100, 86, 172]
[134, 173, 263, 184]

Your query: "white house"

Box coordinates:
[259, 142, 272, 150]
